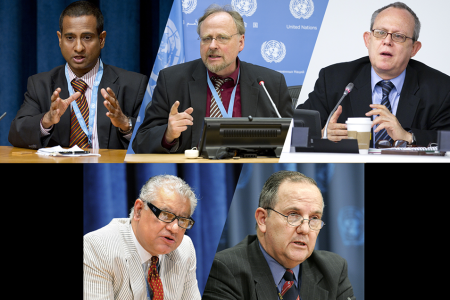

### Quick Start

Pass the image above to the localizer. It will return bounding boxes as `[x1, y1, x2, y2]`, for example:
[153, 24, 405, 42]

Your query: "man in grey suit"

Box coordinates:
[132, 4, 293, 154]
[84, 175, 201, 300]
[203, 171, 355, 300]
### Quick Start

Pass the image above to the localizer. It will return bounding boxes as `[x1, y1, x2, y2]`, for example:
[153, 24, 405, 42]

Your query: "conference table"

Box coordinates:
[0, 146, 127, 163]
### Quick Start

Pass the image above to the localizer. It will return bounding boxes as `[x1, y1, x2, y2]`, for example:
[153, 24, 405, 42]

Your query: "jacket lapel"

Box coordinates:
[188, 61, 208, 148]
[396, 64, 420, 129]
[348, 63, 373, 119]
[239, 62, 260, 118]
[97, 63, 119, 149]
[51, 67, 71, 146]
[118, 220, 147, 300]
[300, 257, 329, 300]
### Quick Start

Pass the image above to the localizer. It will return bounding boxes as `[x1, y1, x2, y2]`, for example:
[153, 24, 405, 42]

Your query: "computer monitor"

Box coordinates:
[198, 117, 292, 159]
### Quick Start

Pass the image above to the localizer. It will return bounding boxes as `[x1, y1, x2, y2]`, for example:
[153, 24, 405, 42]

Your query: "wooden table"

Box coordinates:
[124, 153, 280, 163]
[0, 146, 127, 163]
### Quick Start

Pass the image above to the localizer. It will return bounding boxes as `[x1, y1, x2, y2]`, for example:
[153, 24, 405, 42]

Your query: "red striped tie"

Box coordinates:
[148, 256, 164, 300]
[210, 77, 232, 118]
[69, 79, 89, 148]
[281, 269, 300, 300]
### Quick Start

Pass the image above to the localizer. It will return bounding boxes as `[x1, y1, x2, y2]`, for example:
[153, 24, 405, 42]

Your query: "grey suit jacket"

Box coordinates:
[298, 56, 450, 146]
[132, 58, 293, 153]
[202, 235, 355, 300]
[9, 63, 148, 149]
[83, 218, 201, 300]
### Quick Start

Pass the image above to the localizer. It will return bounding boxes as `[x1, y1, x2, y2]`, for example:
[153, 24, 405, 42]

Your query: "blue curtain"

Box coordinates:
[0, 0, 174, 146]
[83, 163, 242, 296]
[221, 163, 365, 300]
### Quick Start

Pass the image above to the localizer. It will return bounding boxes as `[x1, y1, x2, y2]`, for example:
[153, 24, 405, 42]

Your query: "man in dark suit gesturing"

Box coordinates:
[9, 1, 147, 149]
[133, 4, 293, 154]
[203, 171, 355, 300]
[298, 2, 450, 147]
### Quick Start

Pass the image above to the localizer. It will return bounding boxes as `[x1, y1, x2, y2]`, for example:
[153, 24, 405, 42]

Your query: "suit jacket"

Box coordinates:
[132, 58, 293, 153]
[83, 218, 201, 300]
[202, 235, 355, 300]
[298, 56, 450, 146]
[8, 63, 148, 149]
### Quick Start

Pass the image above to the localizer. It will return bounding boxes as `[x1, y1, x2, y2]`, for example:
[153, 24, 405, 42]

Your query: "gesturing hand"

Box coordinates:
[101, 87, 130, 131]
[164, 101, 194, 143]
[324, 105, 348, 142]
[41, 88, 81, 129]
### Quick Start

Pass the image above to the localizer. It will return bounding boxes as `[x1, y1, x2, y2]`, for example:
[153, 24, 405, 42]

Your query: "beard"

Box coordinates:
[203, 50, 234, 74]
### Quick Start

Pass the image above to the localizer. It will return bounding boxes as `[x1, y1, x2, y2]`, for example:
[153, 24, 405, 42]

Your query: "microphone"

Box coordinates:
[322, 83, 354, 139]
[0, 112, 6, 121]
[257, 77, 281, 118]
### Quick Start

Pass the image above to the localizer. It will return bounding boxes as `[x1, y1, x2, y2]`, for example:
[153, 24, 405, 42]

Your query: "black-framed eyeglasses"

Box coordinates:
[371, 29, 414, 43]
[264, 207, 325, 231]
[375, 139, 408, 149]
[147, 202, 195, 229]
[198, 33, 240, 45]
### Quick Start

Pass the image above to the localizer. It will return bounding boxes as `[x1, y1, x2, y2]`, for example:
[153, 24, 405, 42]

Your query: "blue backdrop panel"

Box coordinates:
[220, 163, 364, 300]
[83, 163, 241, 296]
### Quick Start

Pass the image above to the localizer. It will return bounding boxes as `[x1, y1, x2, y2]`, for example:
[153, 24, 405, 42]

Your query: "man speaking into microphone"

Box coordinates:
[132, 4, 293, 154]
[297, 2, 450, 147]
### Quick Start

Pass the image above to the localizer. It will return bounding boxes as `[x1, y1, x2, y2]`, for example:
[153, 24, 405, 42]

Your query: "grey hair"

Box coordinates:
[259, 170, 324, 211]
[370, 2, 421, 41]
[196, 4, 246, 36]
[129, 175, 197, 219]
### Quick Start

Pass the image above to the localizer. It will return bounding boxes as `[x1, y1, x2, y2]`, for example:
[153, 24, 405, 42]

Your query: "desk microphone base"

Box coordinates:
[295, 139, 359, 153]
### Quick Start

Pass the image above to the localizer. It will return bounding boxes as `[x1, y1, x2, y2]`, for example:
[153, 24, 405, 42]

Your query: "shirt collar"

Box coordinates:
[258, 240, 300, 286]
[370, 67, 406, 96]
[207, 57, 240, 84]
[66, 58, 100, 88]
[129, 221, 161, 264]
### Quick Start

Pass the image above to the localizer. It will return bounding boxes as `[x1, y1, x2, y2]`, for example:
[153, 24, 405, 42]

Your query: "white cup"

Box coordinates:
[345, 118, 372, 154]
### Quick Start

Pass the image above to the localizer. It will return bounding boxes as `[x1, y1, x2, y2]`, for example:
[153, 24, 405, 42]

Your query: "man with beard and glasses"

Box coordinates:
[133, 4, 293, 154]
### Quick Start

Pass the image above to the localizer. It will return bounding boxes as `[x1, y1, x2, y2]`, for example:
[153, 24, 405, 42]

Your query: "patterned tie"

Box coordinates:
[374, 80, 395, 144]
[69, 79, 89, 148]
[148, 256, 164, 300]
[210, 76, 232, 118]
[281, 269, 300, 300]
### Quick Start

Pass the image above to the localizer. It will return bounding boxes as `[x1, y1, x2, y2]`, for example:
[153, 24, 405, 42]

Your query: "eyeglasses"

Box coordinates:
[264, 207, 325, 231]
[375, 139, 408, 149]
[371, 29, 414, 43]
[146, 202, 195, 229]
[198, 33, 240, 45]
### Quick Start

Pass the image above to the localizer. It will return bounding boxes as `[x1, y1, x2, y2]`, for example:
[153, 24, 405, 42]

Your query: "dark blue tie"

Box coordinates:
[374, 80, 395, 144]
[281, 269, 299, 300]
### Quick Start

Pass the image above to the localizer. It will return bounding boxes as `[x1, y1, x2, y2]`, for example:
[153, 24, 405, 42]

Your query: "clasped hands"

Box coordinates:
[324, 104, 413, 143]
[41, 87, 130, 132]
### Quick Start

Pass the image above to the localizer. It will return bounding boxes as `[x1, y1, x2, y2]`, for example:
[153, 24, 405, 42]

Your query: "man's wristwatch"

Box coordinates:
[118, 117, 133, 135]
[409, 132, 416, 145]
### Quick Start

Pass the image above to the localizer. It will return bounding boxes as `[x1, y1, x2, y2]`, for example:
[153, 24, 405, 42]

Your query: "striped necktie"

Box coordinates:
[374, 80, 395, 144]
[280, 269, 300, 300]
[210, 76, 232, 118]
[148, 256, 164, 300]
[69, 79, 89, 148]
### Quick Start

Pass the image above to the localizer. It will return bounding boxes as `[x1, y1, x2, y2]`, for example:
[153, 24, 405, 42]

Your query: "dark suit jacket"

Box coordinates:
[203, 235, 355, 300]
[298, 56, 450, 146]
[8, 63, 148, 149]
[132, 59, 293, 153]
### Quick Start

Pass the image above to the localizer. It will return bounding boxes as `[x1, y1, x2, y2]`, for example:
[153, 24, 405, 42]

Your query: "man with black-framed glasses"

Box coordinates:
[297, 1, 450, 147]
[203, 170, 355, 300]
[84, 175, 201, 300]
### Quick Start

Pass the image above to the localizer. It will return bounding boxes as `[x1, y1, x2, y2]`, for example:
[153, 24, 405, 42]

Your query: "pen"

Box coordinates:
[51, 150, 90, 155]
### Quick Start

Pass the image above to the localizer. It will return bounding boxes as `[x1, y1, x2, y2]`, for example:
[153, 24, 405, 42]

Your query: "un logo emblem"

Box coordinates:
[290, 0, 314, 19]
[182, 0, 197, 14]
[231, 0, 257, 17]
[337, 206, 364, 246]
[261, 40, 286, 63]
[149, 18, 185, 97]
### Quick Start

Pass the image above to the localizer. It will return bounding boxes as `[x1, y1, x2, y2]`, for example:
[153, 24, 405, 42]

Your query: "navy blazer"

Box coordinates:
[298, 56, 450, 146]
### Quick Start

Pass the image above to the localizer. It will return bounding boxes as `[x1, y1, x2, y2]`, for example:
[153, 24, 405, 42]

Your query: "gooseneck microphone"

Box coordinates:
[257, 77, 281, 118]
[322, 83, 354, 139]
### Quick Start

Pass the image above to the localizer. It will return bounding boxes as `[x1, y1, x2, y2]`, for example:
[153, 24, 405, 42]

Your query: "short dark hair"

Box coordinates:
[59, 1, 104, 35]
